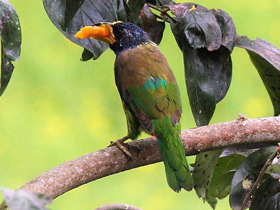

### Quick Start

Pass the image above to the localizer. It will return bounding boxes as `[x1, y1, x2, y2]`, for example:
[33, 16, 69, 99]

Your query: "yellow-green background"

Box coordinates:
[1, 0, 279, 209]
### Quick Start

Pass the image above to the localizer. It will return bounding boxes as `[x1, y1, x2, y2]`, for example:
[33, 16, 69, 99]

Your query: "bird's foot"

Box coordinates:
[109, 136, 131, 159]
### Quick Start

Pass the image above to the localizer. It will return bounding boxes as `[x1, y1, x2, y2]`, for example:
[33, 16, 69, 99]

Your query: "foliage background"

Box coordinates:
[1, 0, 280, 209]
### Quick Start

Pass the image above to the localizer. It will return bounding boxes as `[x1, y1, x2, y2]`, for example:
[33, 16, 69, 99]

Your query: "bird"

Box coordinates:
[74, 21, 194, 192]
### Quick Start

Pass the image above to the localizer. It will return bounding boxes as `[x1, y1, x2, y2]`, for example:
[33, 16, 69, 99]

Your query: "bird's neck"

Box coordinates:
[110, 38, 154, 55]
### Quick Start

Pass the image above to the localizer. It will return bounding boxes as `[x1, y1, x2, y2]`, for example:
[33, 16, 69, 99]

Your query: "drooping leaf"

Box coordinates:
[126, 0, 146, 23]
[211, 9, 235, 52]
[169, 3, 235, 126]
[235, 36, 280, 116]
[43, 0, 127, 60]
[146, 0, 172, 6]
[139, 3, 165, 45]
[229, 146, 277, 210]
[250, 176, 280, 210]
[1, 188, 52, 210]
[192, 150, 223, 201]
[0, 0, 21, 96]
[206, 154, 245, 209]
[55, 0, 85, 31]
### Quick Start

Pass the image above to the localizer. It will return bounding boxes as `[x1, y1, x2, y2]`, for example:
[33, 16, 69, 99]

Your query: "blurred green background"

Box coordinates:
[1, 0, 280, 209]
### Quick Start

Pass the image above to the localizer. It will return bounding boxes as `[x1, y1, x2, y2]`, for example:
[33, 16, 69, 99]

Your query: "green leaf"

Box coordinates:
[206, 154, 245, 209]
[43, 0, 127, 60]
[139, 3, 165, 45]
[235, 36, 280, 116]
[250, 176, 280, 210]
[193, 150, 223, 201]
[0, 0, 21, 96]
[126, 0, 146, 23]
[169, 3, 234, 126]
[229, 146, 277, 210]
[1, 188, 52, 210]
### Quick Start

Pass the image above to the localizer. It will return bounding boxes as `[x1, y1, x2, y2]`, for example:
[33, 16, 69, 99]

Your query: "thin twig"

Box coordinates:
[147, 3, 177, 23]
[240, 149, 279, 210]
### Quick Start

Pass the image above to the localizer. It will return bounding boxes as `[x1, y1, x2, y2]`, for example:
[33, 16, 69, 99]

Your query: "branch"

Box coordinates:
[20, 117, 280, 200]
[95, 204, 143, 210]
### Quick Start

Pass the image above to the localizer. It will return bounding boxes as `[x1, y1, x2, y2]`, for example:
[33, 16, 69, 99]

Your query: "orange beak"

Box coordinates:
[74, 23, 116, 44]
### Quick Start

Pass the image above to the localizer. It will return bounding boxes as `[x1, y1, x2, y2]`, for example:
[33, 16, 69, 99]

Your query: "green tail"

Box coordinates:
[154, 117, 194, 192]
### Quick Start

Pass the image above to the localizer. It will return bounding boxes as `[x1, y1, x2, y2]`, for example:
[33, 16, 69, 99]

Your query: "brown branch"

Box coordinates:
[20, 117, 280, 200]
[95, 203, 143, 210]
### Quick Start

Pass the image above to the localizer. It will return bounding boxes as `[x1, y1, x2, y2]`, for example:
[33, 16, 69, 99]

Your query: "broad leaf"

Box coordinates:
[139, 3, 165, 45]
[0, 0, 21, 96]
[206, 154, 245, 209]
[126, 0, 146, 23]
[192, 150, 223, 201]
[250, 176, 280, 210]
[169, 3, 234, 126]
[43, 0, 127, 60]
[146, 0, 172, 6]
[229, 146, 277, 210]
[235, 36, 280, 116]
[1, 188, 52, 210]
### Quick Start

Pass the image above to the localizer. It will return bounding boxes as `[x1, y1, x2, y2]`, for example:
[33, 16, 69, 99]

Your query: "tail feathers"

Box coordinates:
[157, 135, 194, 192]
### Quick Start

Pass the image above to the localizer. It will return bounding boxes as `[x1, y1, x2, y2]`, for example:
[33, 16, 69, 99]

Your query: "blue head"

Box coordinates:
[110, 22, 151, 54]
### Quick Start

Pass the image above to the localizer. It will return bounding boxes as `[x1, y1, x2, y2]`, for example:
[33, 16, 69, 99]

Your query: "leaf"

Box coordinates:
[229, 146, 277, 210]
[146, 0, 172, 6]
[43, 0, 127, 60]
[250, 176, 280, 210]
[0, 0, 21, 96]
[206, 154, 245, 209]
[139, 4, 165, 45]
[1, 188, 52, 210]
[193, 150, 223, 201]
[235, 36, 280, 116]
[169, 3, 235, 126]
[126, 0, 146, 23]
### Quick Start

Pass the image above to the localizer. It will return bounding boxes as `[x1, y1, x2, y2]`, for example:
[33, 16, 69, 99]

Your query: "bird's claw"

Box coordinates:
[109, 136, 131, 159]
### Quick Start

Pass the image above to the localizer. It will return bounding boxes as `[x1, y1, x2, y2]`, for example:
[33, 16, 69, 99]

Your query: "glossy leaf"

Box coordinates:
[235, 36, 280, 116]
[139, 3, 165, 45]
[250, 176, 280, 210]
[43, 0, 127, 60]
[229, 146, 277, 210]
[1, 188, 52, 210]
[206, 154, 245, 209]
[0, 0, 21, 96]
[169, 3, 234, 126]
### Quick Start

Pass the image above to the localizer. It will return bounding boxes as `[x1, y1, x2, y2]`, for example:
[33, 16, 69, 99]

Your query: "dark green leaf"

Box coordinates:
[139, 4, 165, 45]
[229, 146, 277, 210]
[43, 0, 127, 60]
[211, 9, 235, 52]
[126, 0, 146, 23]
[1, 188, 52, 210]
[250, 176, 280, 210]
[169, 3, 234, 126]
[81, 48, 94, 61]
[193, 150, 223, 201]
[0, 0, 21, 96]
[146, 0, 172, 6]
[235, 36, 280, 116]
[206, 154, 245, 209]
[64, 0, 85, 31]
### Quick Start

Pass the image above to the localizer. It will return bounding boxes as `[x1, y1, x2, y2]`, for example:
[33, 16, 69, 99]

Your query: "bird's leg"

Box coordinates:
[109, 136, 131, 158]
